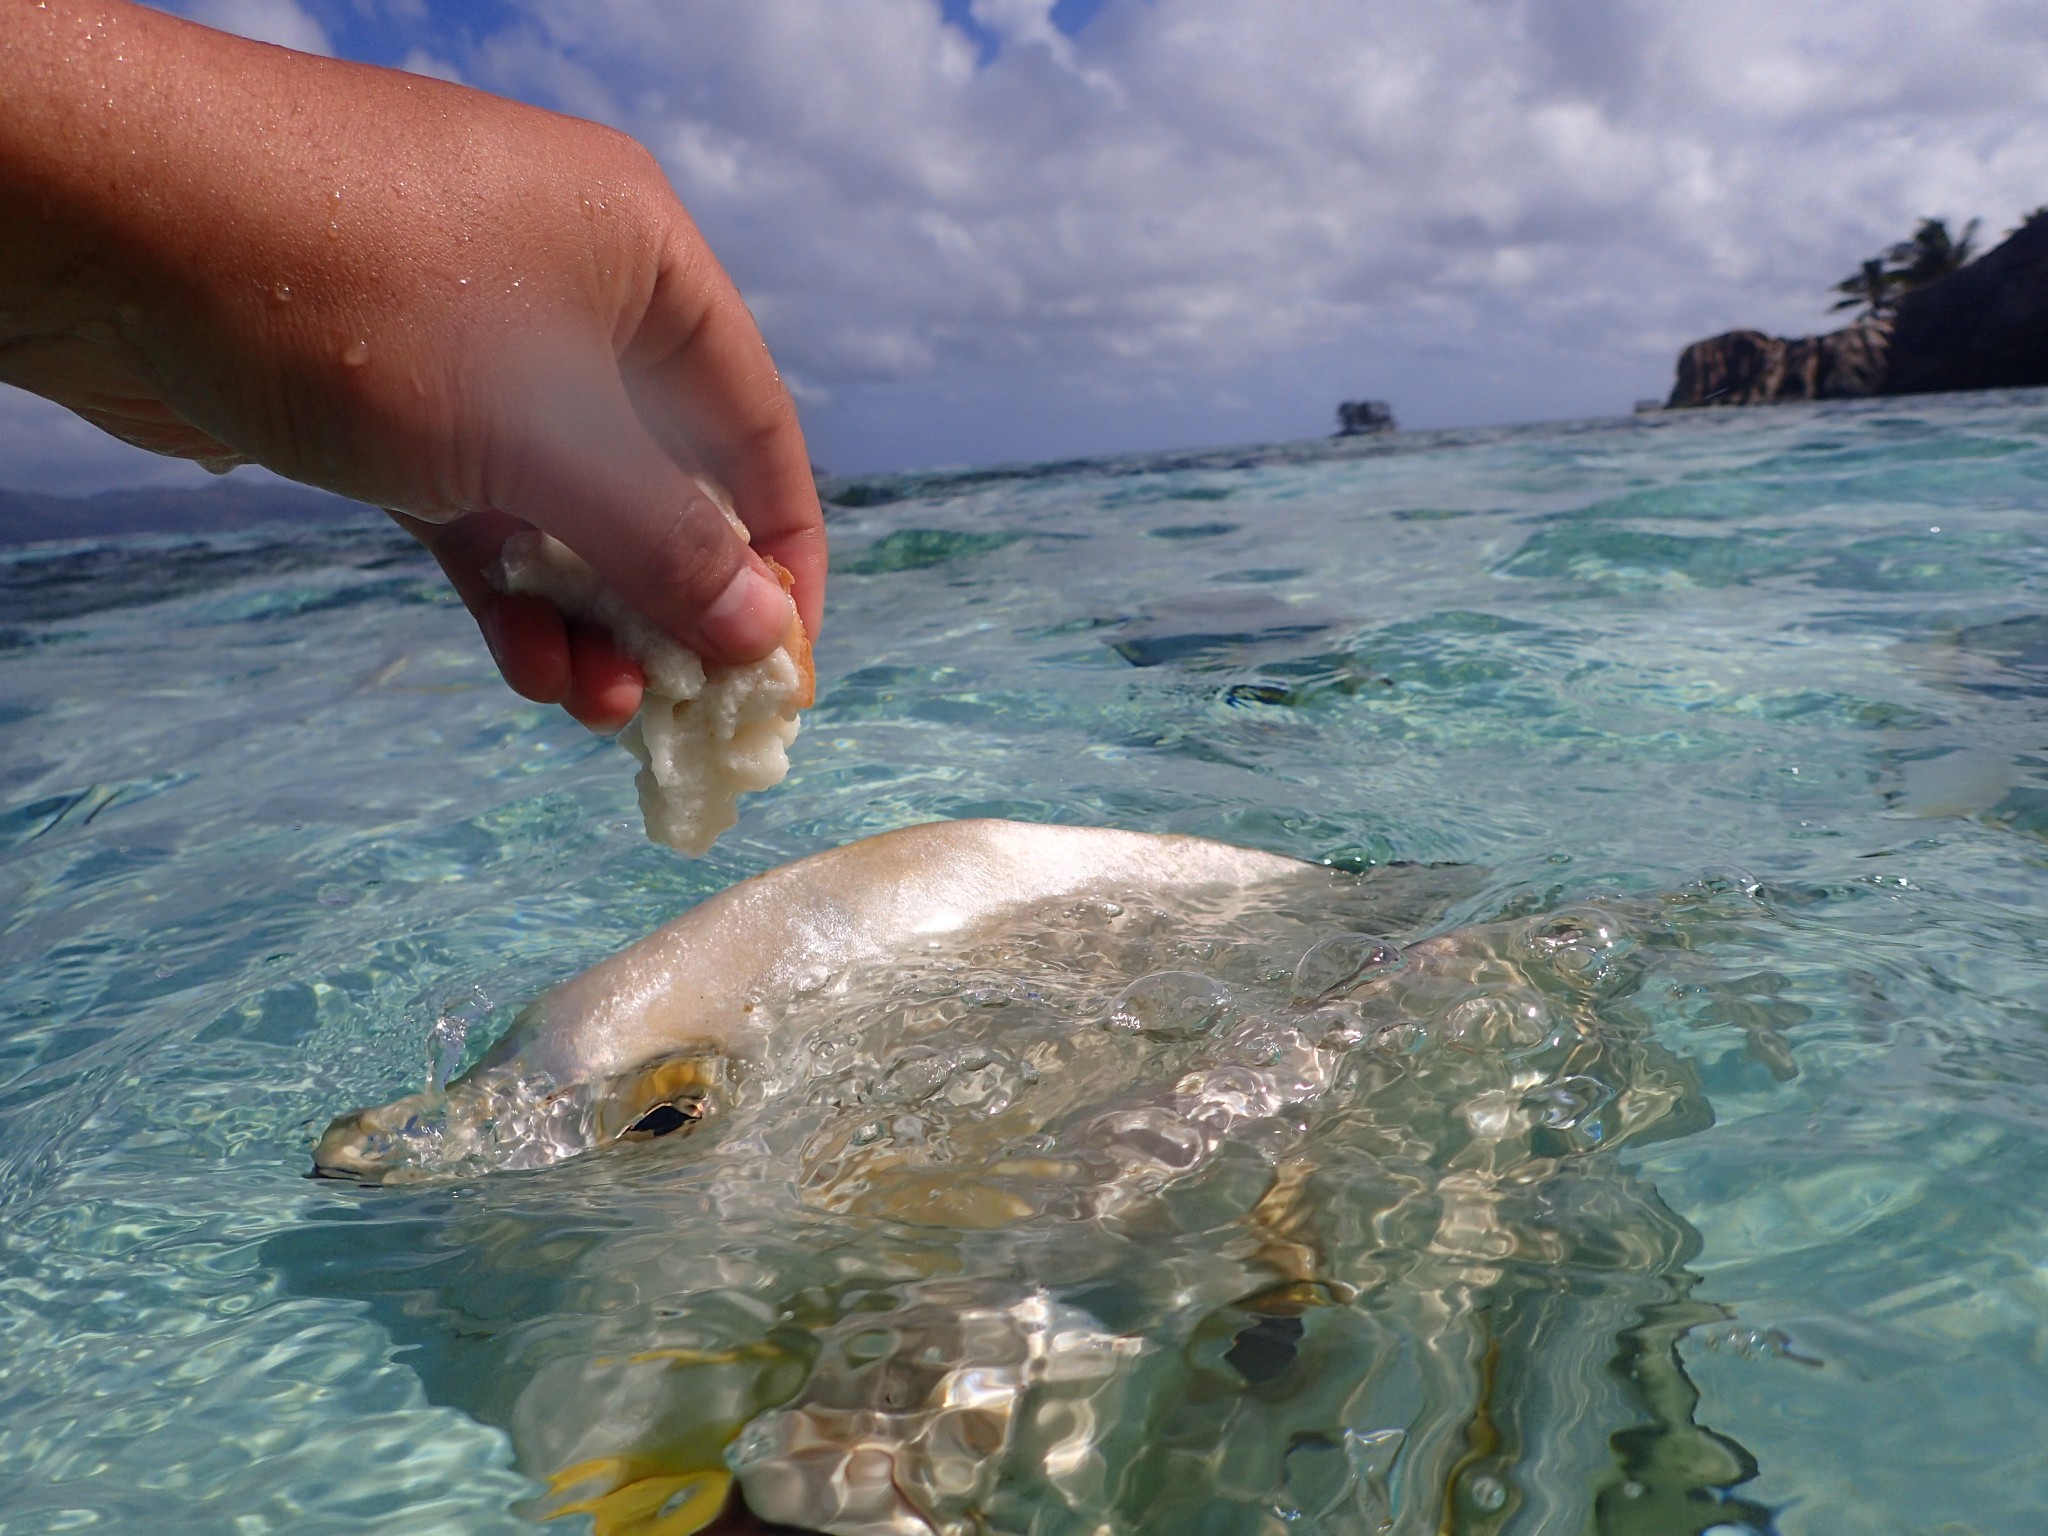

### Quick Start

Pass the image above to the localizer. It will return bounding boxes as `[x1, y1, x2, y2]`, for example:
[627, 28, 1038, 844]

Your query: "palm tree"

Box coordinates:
[1831, 257, 1899, 317]
[1831, 216, 1979, 319]
[1889, 217, 1978, 289]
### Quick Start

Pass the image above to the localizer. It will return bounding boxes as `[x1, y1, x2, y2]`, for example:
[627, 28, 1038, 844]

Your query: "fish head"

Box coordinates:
[311, 1047, 727, 1184]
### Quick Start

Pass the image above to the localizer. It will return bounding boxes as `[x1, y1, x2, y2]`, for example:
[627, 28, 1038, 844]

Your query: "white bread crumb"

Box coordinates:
[487, 524, 811, 857]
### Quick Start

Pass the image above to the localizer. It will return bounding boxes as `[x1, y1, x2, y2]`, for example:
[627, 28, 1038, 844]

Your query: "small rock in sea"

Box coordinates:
[1335, 399, 1396, 436]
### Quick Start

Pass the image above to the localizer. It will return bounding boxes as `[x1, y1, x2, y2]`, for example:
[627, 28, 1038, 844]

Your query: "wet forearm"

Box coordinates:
[0, 0, 513, 465]
[0, 0, 823, 678]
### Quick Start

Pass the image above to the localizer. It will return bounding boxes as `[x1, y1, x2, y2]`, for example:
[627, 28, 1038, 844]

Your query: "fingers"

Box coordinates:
[389, 508, 644, 731]
[485, 593, 572, 706]
[624, 229, 827, 643]
[562, 623, 643, 733]
[487, 353, 798, 666]
[496, 603, 642, 732]
[391, 506, 524, 619]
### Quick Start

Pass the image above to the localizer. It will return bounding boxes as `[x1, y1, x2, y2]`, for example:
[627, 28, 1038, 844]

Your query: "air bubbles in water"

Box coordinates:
[1515, 905, 1632, 990]
[957, 974, 1019, 1009]
[1300, 1004, 1369, 1049]
[1464, 1471, 1509, 1512]
[1279, 1433, 1355, 1523]
[1697, 1322, 1819, 1366]
[1291, 933, 1404, 1003]
[1105, 971, 1233, 1038]
[424, 985, 492, 1091]
[884, 1048, 962, 1106]
[428, 1015, 468, 1092]
[1518, 906, 1620, 956]
[1692, 865, 1763, 901]
[1521, 1074, 1615, 1135]
[1439, 991, 1549, 1052]
[881, 1044, 1016, 1115]
[1342, 1428, 1404, 1531]
[1087, 1106, 1212, 1178]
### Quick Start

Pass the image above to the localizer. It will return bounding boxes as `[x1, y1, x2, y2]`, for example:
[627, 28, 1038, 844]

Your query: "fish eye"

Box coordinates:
[624, 1100, 700, 1139]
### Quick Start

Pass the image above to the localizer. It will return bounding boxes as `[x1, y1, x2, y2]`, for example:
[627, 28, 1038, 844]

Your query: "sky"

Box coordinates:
[8, 0, 2048, 491]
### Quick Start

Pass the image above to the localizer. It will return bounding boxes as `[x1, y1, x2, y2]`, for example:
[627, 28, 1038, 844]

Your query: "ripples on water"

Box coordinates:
[8, 396, 2048, 1533]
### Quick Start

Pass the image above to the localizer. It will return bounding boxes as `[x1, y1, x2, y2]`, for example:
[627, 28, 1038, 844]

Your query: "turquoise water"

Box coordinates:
[6, 393, 2048, 1533]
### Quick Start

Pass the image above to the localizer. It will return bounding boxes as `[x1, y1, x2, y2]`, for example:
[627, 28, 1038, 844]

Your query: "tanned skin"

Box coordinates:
[0, 0, 825, 731]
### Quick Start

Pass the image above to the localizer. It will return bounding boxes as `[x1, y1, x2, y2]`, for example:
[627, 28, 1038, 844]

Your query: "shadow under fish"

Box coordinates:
[273, 822, 1781, 1536]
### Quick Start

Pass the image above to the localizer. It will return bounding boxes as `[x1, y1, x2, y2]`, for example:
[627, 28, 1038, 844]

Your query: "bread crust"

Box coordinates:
[761, 555, 816, 709]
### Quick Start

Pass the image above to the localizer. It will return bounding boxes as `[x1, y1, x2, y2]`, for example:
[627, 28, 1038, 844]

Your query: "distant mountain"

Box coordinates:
[0, 477, 375, 546]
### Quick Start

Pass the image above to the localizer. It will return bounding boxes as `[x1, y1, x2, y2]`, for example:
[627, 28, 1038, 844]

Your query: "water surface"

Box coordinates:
[6, 395, 2048, 1534]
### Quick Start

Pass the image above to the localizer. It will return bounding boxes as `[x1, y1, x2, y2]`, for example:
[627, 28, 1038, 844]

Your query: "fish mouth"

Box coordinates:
[304, 1162, 369, 1184]
[308, 1089, 443, 1184]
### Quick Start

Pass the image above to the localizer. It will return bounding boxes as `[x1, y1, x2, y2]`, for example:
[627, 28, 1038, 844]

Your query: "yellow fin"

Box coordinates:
[542, 1460, 733, 1536]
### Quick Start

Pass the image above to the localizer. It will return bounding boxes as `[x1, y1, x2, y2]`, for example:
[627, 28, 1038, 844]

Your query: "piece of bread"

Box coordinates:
[487, 501, 814, 856]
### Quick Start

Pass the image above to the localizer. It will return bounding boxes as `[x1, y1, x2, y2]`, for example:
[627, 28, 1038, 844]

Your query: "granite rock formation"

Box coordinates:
[1667, 320, 1890, 408]
[1666, 212, 2048, 409]
[1885, 212, 2048, 394]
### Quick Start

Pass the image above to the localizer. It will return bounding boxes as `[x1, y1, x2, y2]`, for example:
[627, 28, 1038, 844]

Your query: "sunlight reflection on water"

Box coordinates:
[8, 396, 2048, 1532]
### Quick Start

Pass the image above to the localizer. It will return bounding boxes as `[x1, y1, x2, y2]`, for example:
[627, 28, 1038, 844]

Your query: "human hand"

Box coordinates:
[0, 1, 824, 732]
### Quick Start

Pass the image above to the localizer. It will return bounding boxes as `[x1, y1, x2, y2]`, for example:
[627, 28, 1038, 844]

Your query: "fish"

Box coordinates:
[298, 823, 1785, 1534]
[313, 820, 1318, 1184]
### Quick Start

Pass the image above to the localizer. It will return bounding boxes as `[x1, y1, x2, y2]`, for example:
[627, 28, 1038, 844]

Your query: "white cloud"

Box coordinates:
[184, 0, 333, 55]
[453, 0, 2048, 469]
[399, 48, 465, 84]
[14, 0, 2048, 489]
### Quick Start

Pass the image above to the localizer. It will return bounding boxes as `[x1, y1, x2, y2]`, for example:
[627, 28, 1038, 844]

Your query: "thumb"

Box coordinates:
[492, 365, 794, 665]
